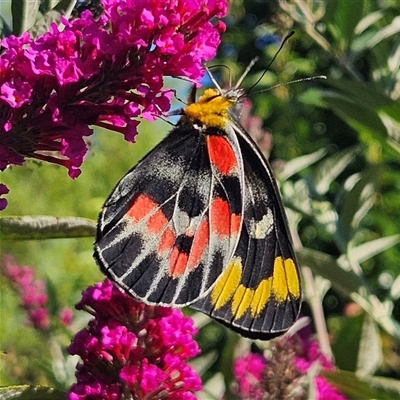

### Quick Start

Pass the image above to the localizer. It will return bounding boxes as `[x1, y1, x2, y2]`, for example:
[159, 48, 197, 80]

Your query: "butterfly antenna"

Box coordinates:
[234, 56, 259, 89]
[205, 64, 231, 93]
[246, 30, 295, 95]
[251, 75, 327, 96]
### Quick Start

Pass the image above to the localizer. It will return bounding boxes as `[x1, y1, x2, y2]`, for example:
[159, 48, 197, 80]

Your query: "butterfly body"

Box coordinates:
[95, 87, 301, 339]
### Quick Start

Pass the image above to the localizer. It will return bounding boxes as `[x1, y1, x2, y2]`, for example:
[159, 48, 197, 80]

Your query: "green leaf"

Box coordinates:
[44, 276, 61, 316]
[327, 79, 400, 124]
[337, 168, 380, 246]
[0, 216, 96, 240]
[282, 180, 313, 215]
[11, 0, 40, 35]
[28, 0, 77, 39]
[310, 200, 338, 235]
[322, 370, 400, 400]
[354, 10, 384, 35]
[301, 87, 400, 157]
[331, 313, 364, 372]
[296, 247, 366, 297]
[390, 275, 400, 300]
[279, 148, 328, 181]
[199, 373, 225, 400]
[313, 146, 361, 195]
[351, 235, 400, 264]
[0, 14, 13, 37]
[356, 316, 382, 377]
[355, 15, 400, 51]
[0, 385, 65, 400]
[380, 114, 400, 154]
[332, 0, 364, 49]
[320, 92, 389, 137]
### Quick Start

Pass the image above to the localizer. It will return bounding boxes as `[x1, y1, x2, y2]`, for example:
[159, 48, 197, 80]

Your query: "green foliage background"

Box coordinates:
[1, 0, 400, 398]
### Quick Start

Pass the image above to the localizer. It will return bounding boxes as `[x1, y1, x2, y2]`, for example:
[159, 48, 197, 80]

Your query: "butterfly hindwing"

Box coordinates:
[192, 122, 301, 339]
[95, 123, 244, 306]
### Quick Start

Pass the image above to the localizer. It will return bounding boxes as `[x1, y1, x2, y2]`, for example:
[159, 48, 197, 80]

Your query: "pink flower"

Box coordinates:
[67, 279, 201, 400]
[233, 324, 348, 400]
[0, 0, 227, 196]
[1, 255, 50, 331]
[59, 307, 74, 326]
[233, 353, 265, 399]
[0, 183, 9, 210]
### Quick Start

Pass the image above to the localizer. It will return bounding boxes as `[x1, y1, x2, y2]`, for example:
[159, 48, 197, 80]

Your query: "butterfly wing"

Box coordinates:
[95, 124, 244, 306]
[192, 122, 301, 339]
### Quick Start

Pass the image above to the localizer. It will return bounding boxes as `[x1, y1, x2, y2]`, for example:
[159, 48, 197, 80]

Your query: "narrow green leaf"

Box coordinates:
[313, 146, 361, 195]
[357, 316, 382, 377]
[322, 370, 400, 400]
[321, 92, 389, 137]
[0, 216, 96, 240]
[354, 10, 384, 34]
[331, 313, 364, 372]
[28, 0, 77, 39]
[327, 79, 400, 124]
[11, 0, 40, 35]
[351, 235, 400, 264]
[332, 0, 364, 48]
[0, 14, 13, 37]
[0, 385, 65, 400]
[380, 113, 400, 153]
[296, 247, 366, 297]
[282, 180, 313, 215]
[390, 275, 400, 300]
[302, 88, 398, 155]
[199, 373, 225, 400]
[44, 276, 61, 316]
[279, 148, 328, 181]
[337, 168, 380, 245]
[358, 15, 400, 50]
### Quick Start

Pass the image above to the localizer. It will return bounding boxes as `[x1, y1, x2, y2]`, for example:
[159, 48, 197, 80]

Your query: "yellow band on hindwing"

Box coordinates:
[232, 285, 253, 319]
[250, 278, 272, 317]
[272, 256, 300, 303]
[211, 256, 300, 321]
[285, 257, 301, 299]
[211, 257, 242, 309]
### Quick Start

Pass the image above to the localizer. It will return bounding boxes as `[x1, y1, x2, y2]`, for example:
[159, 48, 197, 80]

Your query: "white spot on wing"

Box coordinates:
[249, 209, 274, 239]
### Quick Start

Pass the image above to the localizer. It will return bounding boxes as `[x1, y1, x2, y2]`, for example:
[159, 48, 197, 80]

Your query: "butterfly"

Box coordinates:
[94, 65, 301, 340]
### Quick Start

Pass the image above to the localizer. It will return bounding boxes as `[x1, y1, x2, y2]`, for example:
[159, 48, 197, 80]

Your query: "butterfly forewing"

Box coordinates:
[95, 124, 244, 306]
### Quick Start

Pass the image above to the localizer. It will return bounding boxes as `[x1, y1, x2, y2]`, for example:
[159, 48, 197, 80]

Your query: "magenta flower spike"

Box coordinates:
[67, 279, 202, 400]
[0, 0, 227, 206]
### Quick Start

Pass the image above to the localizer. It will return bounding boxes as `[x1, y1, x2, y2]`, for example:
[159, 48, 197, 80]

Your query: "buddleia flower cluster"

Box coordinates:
[0, 0, 228, 209]
[233, 324, 347, 400]
[67, 279, 201, 400]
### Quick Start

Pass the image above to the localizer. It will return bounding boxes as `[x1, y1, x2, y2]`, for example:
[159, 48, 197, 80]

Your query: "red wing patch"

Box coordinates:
[169, 247, 189, 277]
[207, 135, 237, 175]
[187, 219, 210, 269]
[126, 194, 158, 223]
[159, 228, 176, 253]
[210, 197, 241, 236]
[94, 126, 244, 307]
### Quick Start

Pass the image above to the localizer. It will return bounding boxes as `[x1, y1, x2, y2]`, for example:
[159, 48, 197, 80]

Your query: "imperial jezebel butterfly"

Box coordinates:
[94, 61, 301, 340]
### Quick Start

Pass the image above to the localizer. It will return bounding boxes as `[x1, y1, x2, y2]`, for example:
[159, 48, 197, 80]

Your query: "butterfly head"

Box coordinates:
[182, 87, 244, 130]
